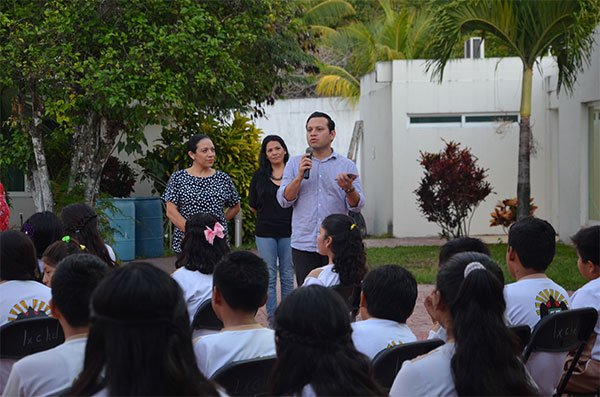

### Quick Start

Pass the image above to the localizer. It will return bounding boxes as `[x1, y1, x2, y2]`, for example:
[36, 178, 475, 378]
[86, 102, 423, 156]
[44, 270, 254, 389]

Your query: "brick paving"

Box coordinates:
[143, 237, 444, 339]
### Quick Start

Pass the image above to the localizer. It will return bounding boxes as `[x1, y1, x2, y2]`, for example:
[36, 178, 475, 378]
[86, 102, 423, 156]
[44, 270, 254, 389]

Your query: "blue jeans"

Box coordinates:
[255, 236, 294, 320]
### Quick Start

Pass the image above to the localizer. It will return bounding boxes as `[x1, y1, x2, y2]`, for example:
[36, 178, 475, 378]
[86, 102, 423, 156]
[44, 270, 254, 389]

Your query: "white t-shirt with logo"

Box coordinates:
[570, 276, 600, 360]
[390, 342, 456, 397]
[3, 336, 87, 397]
[504, 277, 571, 396]
[351, 318, 417, 360]
[193, 327, 276, 378]
[302, 264, 339, 288]
[171, 267, 213, 324]
[0, 280, 52, 393]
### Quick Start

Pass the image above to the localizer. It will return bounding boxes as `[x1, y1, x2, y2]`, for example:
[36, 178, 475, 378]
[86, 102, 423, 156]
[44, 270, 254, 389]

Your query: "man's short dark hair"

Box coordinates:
[361, 265, 417, 323]
[439, 237, 491, 267]
[571, 225, 599, 266]
[508, 217, 556, 271]
[213, 251, 268, 312]
[51, 254, 109, 327]
[306, 111, 335, 131]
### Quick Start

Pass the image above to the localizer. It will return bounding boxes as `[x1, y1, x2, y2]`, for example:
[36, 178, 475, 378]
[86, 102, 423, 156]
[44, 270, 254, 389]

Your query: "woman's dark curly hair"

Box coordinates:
[321, 214, 367, 286]
[270, 285, 385, 396]
[61, 203, 117, 268]
[175, 213, 230, 274]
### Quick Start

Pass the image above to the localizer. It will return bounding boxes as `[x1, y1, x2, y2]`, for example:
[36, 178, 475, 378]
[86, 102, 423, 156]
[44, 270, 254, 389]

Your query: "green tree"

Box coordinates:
[305, 0, 433, 103]
[0, 0, 310, 210]
[426, 0, 600, 219]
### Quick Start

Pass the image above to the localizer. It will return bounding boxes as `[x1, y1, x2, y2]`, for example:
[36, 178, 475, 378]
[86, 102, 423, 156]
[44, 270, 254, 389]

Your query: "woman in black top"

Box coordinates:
[249, 135, 293, 322]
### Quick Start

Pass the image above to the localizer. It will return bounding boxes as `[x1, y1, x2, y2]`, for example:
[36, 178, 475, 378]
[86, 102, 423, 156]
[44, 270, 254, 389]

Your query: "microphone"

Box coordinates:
[303, 147, 314, 179]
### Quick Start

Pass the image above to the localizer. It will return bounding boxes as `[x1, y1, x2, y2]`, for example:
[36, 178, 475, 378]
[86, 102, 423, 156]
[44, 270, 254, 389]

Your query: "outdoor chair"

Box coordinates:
[371, 338, 444, 391]
[211, 355, 277, 396]
[0, 316, 65, 359]
[508, 324, 531, 351]
[522, 307, 598, 397]
[191, 299, 223, 331]
[330, 283, 360, 320]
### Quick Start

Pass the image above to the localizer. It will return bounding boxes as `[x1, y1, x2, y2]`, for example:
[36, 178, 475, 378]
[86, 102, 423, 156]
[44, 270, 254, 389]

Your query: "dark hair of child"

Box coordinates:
[212, 250, 268, 312]
[361, 265, 417, 323]
[175, 213, 230, 274]
[508, 216, 556, 271]
[438, 252, 537, 395]
[51, 253, 109, 327]
[0, 230, 37, 280]
[321, 213, 367, 286]
[70, 262, 217, 396]
[270, 285, 386, 396]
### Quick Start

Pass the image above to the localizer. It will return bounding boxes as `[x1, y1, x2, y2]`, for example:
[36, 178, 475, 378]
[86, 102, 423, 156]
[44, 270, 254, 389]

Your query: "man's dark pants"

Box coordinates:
[292, 248, 329, 286]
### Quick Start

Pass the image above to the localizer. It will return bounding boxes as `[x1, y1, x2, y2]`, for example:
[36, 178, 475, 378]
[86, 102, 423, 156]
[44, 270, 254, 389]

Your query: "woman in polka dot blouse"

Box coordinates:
[162, 134, 241, 253]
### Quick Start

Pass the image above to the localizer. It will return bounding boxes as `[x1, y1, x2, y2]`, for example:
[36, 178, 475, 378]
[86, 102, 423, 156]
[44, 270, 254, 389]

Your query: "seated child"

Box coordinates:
[21, 211, 64, 276]
[390, 252, 537, 396]
[171, 213, 230, 324]
[193, 251, 275, 378]
[561, 225, 600, 394]
[270, 285, 386, 396]
[351, 265, 417, 359]
[70, 262, 217, 395]
[427, 236, 497, 341]
[41, 236, 87, 287]
[0, 231, 52, 393]
[504, 216, 569, 396]
[303, 214, 367, 288]
[4, 254, 109, 396]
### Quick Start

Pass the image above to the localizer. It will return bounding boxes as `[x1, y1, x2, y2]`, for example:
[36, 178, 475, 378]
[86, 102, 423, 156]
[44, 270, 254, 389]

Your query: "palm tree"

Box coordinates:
[305, 0, 432, 104]
[427, 0, 600, 219]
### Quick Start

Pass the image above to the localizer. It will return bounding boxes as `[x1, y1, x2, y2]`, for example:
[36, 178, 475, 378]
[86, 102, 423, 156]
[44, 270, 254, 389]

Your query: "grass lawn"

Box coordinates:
[366, 243, 586, 291]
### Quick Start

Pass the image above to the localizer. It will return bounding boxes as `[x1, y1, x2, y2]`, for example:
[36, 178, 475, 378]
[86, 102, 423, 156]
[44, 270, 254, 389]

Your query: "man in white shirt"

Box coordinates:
[352, 265, 417, 359]
[4, 254, 109, 397]
[504, 217, 570, 396]
[194, 251, 275, 378]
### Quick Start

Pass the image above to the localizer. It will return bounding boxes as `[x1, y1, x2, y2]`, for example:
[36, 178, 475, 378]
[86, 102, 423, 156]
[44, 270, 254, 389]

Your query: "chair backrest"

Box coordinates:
[522, 307, 598, 396]
[191, 299, 223, 331]
[508, 324, 531, 351]
[371, 339, 444, 390]
[211, 355, 277, 396]
[331, 283, 360, 319]
[0, 316, 65, 359]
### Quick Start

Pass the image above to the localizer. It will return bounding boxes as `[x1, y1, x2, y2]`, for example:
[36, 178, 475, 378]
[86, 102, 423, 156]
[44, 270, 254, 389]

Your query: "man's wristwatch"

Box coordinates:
[344, 186, 355, 194]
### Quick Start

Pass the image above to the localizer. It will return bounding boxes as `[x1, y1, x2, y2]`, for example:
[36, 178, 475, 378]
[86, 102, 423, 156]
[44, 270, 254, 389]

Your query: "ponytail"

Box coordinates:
[438, 252, 537, 396]
[322, 214, 367, 286]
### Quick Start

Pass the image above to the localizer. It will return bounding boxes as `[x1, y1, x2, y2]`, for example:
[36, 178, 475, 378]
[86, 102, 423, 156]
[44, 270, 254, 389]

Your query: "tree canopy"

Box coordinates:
[0, 0, 311, 209]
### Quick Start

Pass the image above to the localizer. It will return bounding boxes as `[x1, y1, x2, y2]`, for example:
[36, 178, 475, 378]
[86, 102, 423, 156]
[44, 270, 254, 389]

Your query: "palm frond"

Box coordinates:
[315, 64, 360, 104]
[303, 0, 356, 27]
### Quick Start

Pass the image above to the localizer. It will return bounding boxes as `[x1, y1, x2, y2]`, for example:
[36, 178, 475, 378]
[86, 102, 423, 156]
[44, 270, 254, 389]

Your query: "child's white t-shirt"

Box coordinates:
[302, 264, 339, 288]
[570, 276, 600, 360]
[390, 342, 456, 397]
[504, 277, 571, 396]
[171, 267, 213, 323]
[0, 280, 52, 326]
[3, 336, 87, 397]
[351, 318, 417, 359]
[193, 327, 276, 378]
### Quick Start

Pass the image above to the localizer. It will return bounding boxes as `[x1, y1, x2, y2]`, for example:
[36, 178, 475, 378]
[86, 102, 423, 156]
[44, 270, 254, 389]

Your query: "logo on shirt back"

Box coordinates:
[8, 299, 50, 322]
[535, 289, 568, 319]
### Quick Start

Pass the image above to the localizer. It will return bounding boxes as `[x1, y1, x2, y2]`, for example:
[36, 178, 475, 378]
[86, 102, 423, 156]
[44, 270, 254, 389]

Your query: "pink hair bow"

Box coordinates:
[204, 222, 225, 245]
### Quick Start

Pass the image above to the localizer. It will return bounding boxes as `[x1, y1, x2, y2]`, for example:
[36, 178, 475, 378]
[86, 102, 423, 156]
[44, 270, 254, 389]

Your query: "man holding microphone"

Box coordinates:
[277, 111, 365, 285]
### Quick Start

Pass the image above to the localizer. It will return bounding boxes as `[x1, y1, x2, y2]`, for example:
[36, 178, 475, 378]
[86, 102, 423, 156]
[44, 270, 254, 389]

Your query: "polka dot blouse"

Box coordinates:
[162, 169, 240, 253]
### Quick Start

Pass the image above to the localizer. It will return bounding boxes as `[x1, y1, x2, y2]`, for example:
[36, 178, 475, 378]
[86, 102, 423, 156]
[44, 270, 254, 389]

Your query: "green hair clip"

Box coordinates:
[62, 235, 71, 243]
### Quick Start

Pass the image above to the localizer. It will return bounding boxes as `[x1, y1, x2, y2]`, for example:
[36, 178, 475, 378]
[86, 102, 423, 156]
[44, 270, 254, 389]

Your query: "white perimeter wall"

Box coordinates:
[360, 57, 557, 237]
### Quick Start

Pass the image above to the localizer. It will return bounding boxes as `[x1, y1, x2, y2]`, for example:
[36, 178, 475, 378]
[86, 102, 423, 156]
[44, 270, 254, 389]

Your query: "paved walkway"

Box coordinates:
[143, 237, 454, 339]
